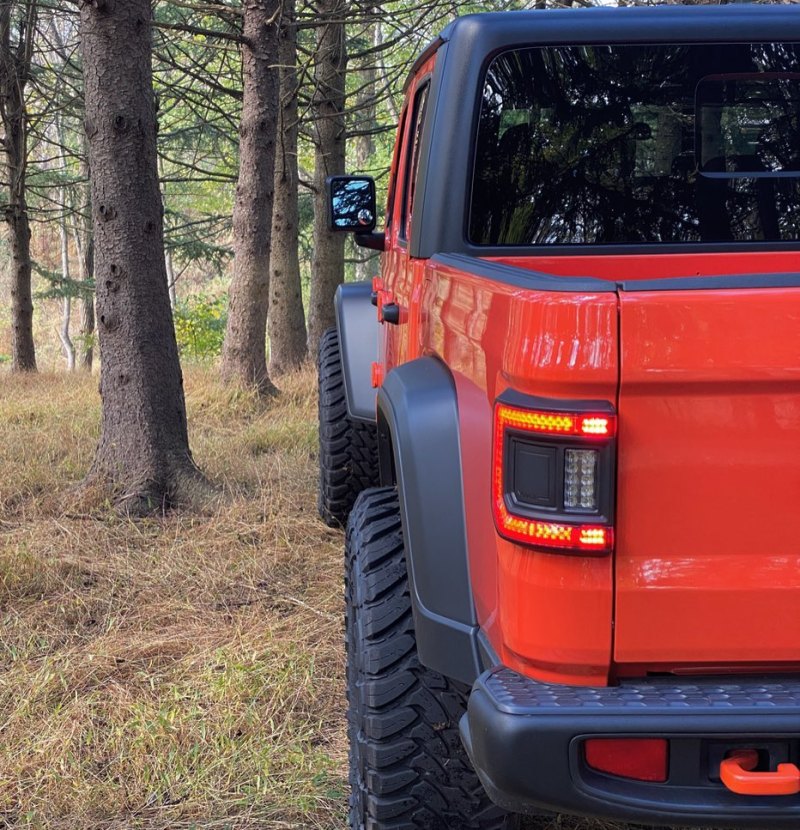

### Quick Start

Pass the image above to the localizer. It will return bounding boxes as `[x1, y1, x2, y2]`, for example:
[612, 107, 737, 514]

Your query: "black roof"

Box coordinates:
[405, 3, 800, 259]
[406, 5, 800, 92]
[440, 4, 800, 46]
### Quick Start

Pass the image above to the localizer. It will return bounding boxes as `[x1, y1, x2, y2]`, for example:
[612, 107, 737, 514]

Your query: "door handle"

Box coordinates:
[380, 303, 401, 325]
[720, 749, 800, 796]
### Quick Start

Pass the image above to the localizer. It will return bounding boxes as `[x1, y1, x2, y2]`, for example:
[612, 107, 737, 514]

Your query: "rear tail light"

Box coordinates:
[585, 738, 668, 782]
[492, 395, 616, 554]
[496, 406, 615, 439]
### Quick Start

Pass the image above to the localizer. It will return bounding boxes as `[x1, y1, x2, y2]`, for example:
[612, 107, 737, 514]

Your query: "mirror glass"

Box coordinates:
[328, 176, 377, 232]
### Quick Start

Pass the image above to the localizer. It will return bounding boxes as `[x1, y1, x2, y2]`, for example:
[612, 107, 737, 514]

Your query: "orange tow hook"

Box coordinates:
[720, 749, 800, 796]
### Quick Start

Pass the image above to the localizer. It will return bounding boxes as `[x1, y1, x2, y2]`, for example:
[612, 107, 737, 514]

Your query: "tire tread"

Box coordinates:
[318, 326, 379, 527]
[346, 487, 517, 830]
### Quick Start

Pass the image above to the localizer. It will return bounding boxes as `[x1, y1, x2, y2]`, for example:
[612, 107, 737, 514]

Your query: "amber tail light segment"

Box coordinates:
[492, 395, 616, 554]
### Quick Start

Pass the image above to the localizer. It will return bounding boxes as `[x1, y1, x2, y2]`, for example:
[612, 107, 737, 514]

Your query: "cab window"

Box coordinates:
[400, 82, 430, 242]
[470, 43, 800, 245]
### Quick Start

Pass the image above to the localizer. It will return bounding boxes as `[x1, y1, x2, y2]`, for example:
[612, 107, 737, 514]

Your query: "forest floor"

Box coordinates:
[0, 367, 695, 830]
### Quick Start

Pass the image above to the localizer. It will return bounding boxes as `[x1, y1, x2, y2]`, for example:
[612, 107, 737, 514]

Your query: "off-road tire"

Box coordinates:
[318, 326, 379, 528]
[346, 487, 519, 830]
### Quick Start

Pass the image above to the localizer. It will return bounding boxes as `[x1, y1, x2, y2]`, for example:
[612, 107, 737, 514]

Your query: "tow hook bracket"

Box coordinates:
[720, 749, 800, 796]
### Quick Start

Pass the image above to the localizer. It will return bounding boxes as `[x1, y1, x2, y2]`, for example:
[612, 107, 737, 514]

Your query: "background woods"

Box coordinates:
[4, 0, 784, 385]
[0, 0, 559, 384]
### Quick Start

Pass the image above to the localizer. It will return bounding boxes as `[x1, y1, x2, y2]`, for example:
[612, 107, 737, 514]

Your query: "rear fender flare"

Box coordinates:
[377, 357, 482, 685]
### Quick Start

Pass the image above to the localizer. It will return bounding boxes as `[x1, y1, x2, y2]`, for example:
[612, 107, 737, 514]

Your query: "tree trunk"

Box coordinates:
[306, 0, 347, 358]
[165, 247, 177, 309]
[72, 225, 95, 372]
[80, 0, 208, 511]
[80, 292, 95, 371]
[268, 0, 307, 376]
[354, 11, 377, 284]
[7, 187, 36, 372]
[59, 206, 75, 371]
[79, 235, 95, 372]
[72, 134, 95, 372]
[1, 1, 37, 372]
[220, 0, 280, 394]
[59, 297, 75, 371]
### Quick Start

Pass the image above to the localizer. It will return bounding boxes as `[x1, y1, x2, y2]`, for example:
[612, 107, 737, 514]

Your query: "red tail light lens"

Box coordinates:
[495, 511, 613, 551]
[492, 399, 615, 553]
[495, 405, 615, 439]
[584, 738, 668, 782]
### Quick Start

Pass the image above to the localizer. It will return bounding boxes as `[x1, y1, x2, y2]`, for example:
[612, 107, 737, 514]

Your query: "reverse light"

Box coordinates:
[564, 449, 598, 510]
[492, 397, 615, 554]
[584, 738, 668, 782]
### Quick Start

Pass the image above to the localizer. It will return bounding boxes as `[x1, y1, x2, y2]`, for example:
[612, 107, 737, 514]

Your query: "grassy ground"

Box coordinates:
[0, 367, 697, 830]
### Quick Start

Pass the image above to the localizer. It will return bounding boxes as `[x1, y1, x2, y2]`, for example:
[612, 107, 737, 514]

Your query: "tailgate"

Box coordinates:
[615, 284, 800, 669]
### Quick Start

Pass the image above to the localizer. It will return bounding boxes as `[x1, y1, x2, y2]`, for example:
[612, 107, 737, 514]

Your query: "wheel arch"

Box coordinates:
[334, 281, 379, 424]
[376, 357, 484, 685]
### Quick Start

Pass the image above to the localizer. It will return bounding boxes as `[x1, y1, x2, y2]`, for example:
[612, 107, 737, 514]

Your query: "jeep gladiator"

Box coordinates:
[318, 6, 800, 828]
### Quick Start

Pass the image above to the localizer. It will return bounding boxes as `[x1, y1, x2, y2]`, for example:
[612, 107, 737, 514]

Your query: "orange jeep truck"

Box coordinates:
[317, 6, 800, 828]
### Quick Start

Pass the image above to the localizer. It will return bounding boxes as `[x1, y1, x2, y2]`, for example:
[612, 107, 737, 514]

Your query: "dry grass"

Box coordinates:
[0, 367, 344, 829]
[0, 367, 708, 830]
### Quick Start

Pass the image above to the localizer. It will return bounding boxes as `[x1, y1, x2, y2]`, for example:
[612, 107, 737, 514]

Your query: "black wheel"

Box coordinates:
[346, 487, 519, 830]
[318, 326, 379, 527]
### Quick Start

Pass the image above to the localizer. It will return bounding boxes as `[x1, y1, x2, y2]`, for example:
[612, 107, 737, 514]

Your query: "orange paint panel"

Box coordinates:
[421, 260, 619, 400]
[497, 539, 613, 685]
[422, 261, 618, 685]
[616, 287, 800, 667]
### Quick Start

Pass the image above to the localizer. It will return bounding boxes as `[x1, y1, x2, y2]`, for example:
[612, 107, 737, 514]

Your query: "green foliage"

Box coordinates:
[173, 294, 227, 362]
[32, 262, 94, 301]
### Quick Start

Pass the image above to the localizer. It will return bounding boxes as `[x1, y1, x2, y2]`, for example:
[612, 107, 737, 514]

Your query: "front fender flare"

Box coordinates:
[335, 281, 378, 423]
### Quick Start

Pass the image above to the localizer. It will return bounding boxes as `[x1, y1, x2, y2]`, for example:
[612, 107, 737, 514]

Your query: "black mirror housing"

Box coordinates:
[327, 175, 378, 233]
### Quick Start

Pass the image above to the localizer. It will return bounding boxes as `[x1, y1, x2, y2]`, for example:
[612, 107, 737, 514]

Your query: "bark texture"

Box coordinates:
[353, 12, 378, 284]
[267, 0, 307, 376]
[0, 1, 37, 372]
[79, 294, 95, 370]
[307, 0, 347, 357]
[76, 231, 95, 372]
[220, 0, 280, 394]
[81, 0, 206, 510]
[73, 136, 95, 372]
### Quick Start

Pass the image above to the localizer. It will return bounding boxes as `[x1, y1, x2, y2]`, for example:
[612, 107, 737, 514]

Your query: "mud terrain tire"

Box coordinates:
[345, 487, 519, 830]
[318, 326, 379, 527]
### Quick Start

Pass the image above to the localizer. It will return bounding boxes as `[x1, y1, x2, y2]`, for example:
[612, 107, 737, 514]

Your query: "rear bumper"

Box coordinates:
[461, 668, 800, 828]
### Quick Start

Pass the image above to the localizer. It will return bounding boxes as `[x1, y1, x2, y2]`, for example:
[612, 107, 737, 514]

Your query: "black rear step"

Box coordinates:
[462, 668, 800, 828]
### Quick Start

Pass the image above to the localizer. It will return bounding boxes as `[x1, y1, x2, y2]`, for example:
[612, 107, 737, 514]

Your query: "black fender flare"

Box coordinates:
[377, 357, 483, 685]
[334, 281, 378, 423]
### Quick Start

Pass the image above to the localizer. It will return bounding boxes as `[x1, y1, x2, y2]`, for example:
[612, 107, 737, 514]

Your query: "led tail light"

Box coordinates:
[495, 406, 615, 439]
[492, 396, 616, 554]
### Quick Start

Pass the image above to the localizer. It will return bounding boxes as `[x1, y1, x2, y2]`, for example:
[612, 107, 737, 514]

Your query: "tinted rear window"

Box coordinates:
[469, 44, 800, 246]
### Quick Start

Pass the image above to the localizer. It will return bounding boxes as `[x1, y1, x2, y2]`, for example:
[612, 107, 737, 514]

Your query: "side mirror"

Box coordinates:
[327, 175, 377, 233]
